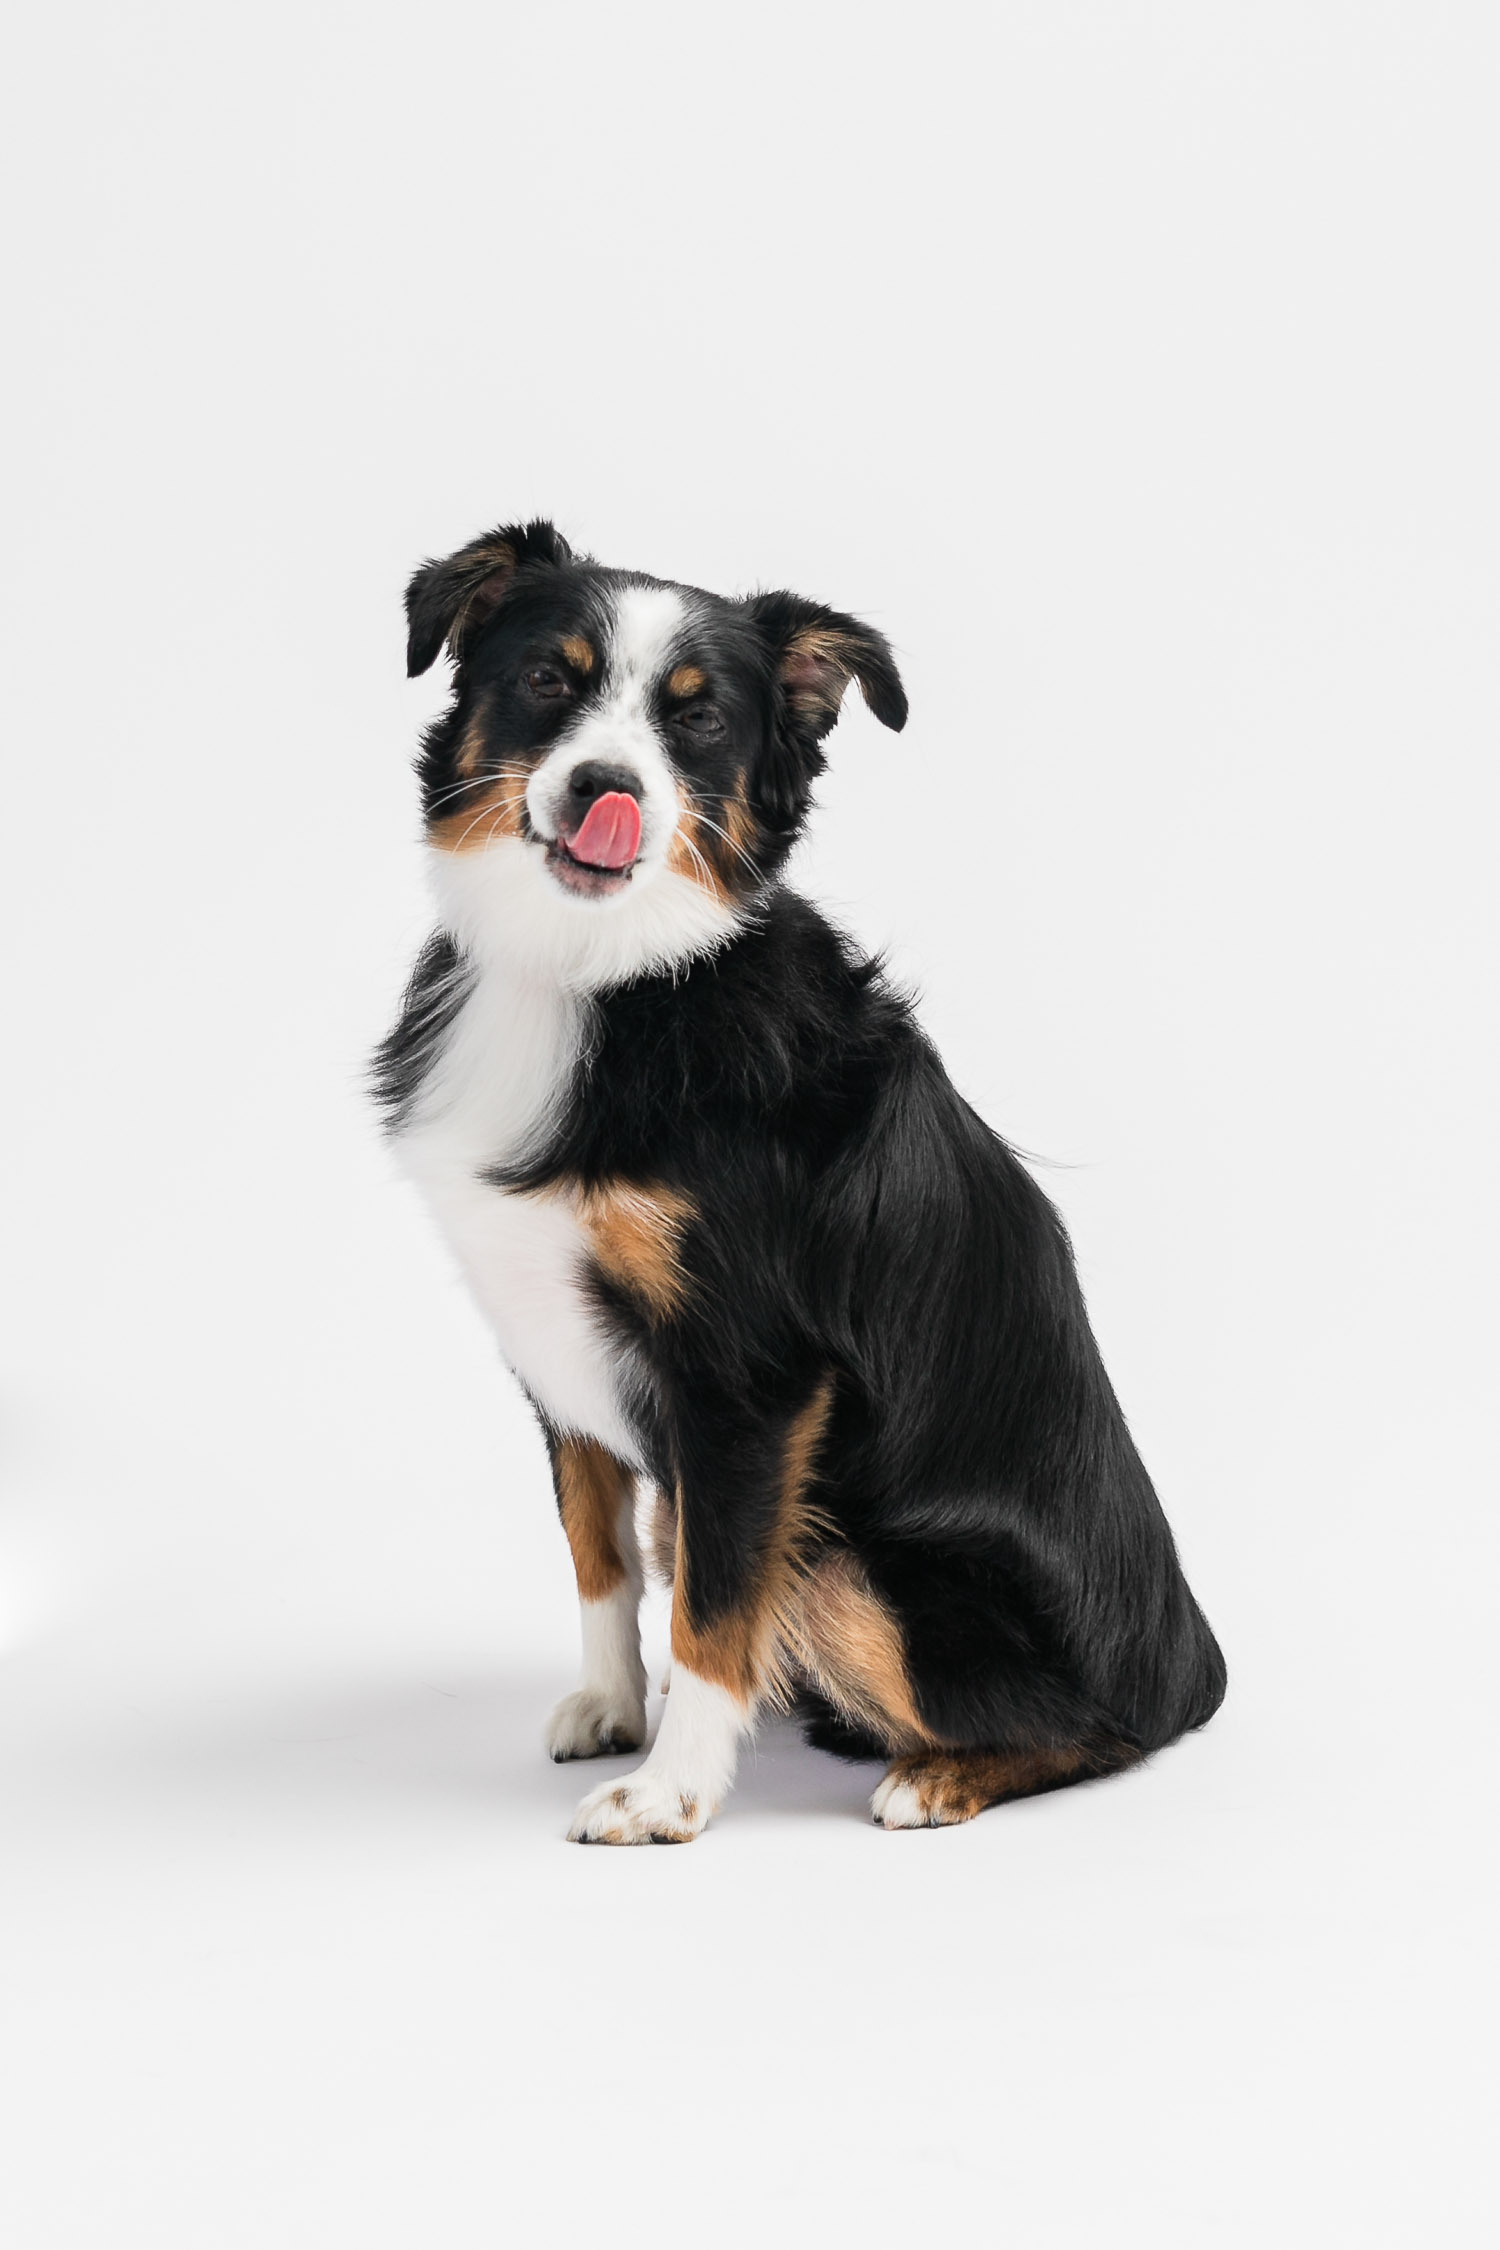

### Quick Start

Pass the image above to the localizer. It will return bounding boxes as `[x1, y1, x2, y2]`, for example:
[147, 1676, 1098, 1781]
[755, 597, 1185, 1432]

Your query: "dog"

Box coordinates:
[375, 518, 1226, 1842]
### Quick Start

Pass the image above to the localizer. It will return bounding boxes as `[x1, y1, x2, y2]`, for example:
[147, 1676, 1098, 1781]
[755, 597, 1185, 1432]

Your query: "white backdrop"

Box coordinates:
[3, 5, 1495, 2244]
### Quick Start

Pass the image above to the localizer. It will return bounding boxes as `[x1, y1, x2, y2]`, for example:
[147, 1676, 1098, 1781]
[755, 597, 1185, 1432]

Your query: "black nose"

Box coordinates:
[565, 761, 641, 813]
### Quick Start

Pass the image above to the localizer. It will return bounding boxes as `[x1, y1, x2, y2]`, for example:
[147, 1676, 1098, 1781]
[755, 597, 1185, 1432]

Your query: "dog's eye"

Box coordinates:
[675, 707, 724, 736]
[523, 667, 568, 698]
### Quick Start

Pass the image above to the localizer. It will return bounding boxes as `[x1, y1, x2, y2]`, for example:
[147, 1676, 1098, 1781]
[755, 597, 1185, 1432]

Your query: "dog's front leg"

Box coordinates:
[544, 1435, 648, 1761]
[568, 1377, 834, 1844]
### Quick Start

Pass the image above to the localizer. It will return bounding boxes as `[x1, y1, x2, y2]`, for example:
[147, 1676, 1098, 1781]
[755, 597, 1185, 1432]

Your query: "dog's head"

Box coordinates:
[405, 520, 906, 979]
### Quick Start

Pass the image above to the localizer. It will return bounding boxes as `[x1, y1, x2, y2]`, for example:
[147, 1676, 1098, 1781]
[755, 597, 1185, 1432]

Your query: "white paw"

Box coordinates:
[545, 1688, 646, 1763]
[871, 1772, 941, 1828]
[567, 1766, 712, 1845]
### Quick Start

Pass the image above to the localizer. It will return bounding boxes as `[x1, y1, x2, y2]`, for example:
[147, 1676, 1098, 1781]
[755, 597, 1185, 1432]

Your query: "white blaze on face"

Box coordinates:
[526, 583, 690, 872]
[428, 577, 741, 990]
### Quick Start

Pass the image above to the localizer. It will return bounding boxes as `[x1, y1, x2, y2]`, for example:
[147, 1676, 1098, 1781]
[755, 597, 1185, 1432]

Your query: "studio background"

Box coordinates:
[3, 5, 1494, 2244]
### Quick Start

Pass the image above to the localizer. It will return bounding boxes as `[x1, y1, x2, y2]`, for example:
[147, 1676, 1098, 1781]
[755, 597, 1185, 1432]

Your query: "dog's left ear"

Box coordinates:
[405, 518, 573, 677]
[744, 590, 908, 742]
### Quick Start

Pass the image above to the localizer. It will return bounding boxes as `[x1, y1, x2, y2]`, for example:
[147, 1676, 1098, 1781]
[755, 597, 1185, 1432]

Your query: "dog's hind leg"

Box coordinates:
[871, 1737, 1141, 1829]
[786, 1550, 934, 1759]
[543, 1435, 648, 1761]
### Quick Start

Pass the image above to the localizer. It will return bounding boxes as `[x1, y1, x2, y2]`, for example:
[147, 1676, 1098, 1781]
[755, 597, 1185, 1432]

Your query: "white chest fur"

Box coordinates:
[393, 961, 644, 1466]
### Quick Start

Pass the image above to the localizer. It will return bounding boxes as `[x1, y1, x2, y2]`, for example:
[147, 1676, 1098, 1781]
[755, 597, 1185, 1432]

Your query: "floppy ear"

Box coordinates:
[744, 589, 908, 742]
[405, 518, 574, 677]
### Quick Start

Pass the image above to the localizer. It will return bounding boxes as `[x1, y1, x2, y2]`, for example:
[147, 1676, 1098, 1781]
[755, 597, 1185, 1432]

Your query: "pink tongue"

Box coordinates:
[568, 791, 642, 870]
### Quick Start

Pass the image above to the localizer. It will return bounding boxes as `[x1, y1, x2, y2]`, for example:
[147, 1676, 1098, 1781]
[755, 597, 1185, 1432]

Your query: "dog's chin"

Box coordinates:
[543, 836, 637, 901]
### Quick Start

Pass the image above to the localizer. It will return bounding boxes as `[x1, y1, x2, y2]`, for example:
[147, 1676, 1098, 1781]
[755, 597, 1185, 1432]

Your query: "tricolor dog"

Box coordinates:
[376, 519, 1226, 1842]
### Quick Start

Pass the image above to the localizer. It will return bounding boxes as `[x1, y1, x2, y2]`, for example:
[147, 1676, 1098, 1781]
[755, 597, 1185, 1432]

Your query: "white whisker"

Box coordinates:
[427, 762, 538, 817]
[449, 785, 524, 853]
[690, 804, 760, 878]
[674, 828, 721, 901]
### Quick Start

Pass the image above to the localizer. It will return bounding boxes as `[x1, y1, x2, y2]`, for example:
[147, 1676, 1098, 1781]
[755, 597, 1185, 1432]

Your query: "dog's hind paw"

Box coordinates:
[872, 1770, 947, 1827]
[545, 1689, 646, 1763]
[872, 1755, 986, 1828]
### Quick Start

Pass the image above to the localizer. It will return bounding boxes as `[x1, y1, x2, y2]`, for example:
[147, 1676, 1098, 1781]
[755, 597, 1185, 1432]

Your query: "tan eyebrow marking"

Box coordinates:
[670, 1377, 836, 1704]
[666, 663, 708, 699]
[560, 634, 596, 674]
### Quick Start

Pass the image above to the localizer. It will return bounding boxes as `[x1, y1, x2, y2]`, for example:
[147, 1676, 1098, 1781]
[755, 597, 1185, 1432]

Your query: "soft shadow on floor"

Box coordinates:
[31, 1664, 886, 1830]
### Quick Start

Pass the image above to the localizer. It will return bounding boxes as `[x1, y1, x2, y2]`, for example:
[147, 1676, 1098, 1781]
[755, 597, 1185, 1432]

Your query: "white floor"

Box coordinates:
[2, 1334, 1490, 2248]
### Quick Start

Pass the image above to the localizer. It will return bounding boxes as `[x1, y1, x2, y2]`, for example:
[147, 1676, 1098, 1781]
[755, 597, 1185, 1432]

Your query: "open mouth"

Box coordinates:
[543, 790, 643, 899]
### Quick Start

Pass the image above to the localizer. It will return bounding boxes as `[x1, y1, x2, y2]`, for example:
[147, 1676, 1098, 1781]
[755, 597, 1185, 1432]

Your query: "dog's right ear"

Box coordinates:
[405, 519, 574, 677]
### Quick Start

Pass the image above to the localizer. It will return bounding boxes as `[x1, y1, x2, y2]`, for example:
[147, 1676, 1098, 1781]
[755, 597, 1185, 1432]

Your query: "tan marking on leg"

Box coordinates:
[561, 633, 596, 674]
[566, 1181, 697, 1321]
[671, 1378, 837, 1703]
[553, 1439, 636, 1605]
[428, 772, 528, 852]
[786, 1550, 936, 1753]
[666, 663, 707, 699]
[876, 1739, 1141, 1827]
